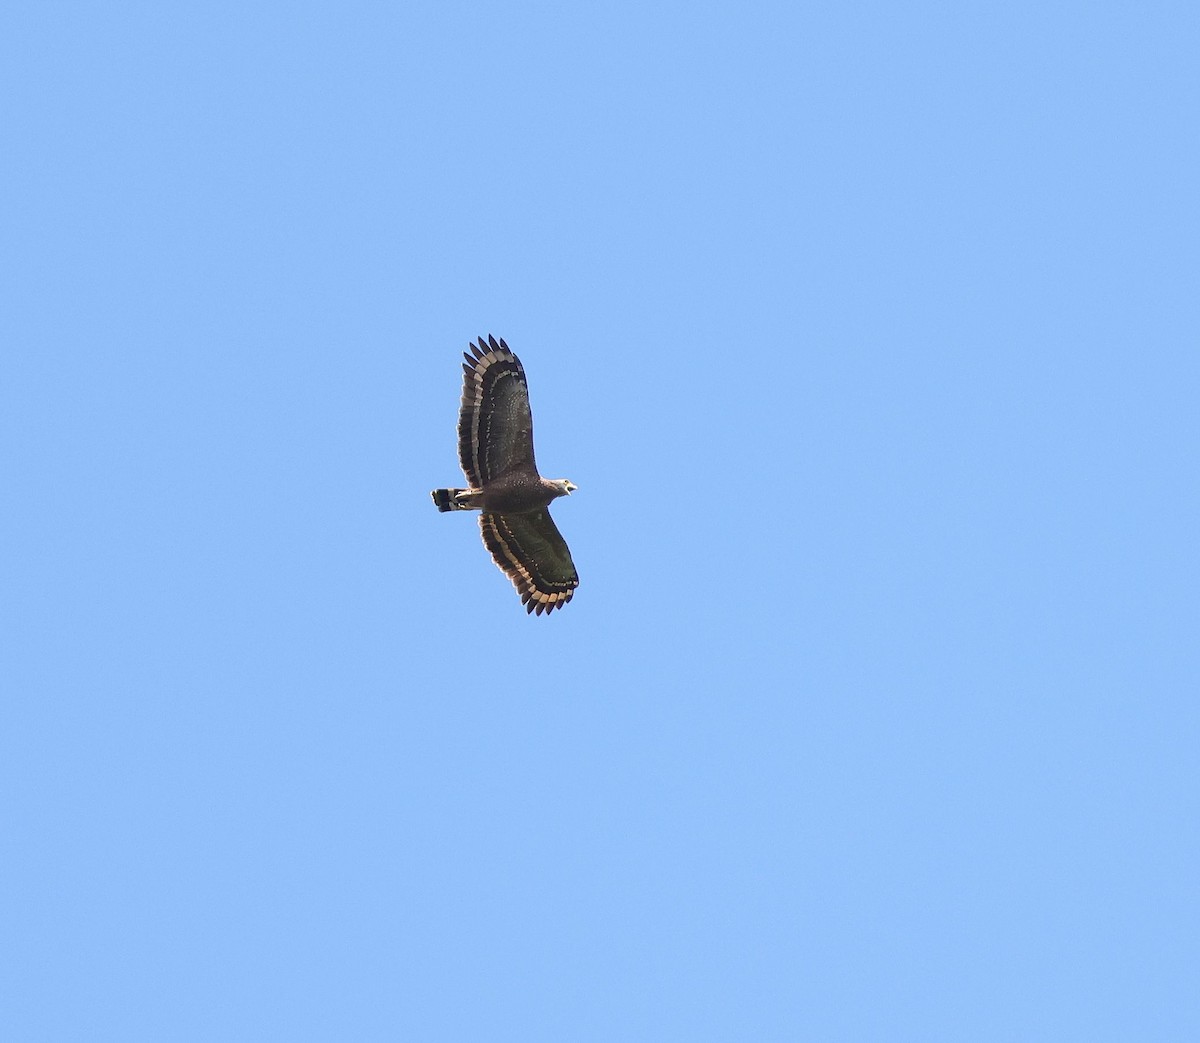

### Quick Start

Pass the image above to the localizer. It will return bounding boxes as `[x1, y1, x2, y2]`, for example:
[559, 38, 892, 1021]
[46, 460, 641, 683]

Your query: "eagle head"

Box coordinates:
[553, 479, 577, 497]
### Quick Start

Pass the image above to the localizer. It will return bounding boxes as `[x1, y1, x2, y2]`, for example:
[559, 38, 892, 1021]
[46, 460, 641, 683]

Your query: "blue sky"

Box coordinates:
[3, 1, 1198, 1039]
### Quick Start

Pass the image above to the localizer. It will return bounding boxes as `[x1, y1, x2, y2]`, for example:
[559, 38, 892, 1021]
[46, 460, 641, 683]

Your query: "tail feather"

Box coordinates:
[431, 488, 468, 512]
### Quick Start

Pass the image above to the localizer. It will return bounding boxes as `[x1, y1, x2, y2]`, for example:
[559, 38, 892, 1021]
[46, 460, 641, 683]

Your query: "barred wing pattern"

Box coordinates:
[458, 335, 536, 487]
[479, 510, 579, 615]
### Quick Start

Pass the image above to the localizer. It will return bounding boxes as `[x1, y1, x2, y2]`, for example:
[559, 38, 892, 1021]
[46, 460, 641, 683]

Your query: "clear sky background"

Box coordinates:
[3, 2, 1197, 1039]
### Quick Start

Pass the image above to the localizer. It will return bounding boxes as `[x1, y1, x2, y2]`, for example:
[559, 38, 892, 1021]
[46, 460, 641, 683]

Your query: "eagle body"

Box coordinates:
[430, 336, 579, 615]
[433, 470, 565, 515]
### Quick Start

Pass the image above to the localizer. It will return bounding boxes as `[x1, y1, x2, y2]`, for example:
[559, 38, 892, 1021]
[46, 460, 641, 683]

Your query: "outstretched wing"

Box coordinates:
[479, 510, 579, 615]
[458, 335, 536, 487]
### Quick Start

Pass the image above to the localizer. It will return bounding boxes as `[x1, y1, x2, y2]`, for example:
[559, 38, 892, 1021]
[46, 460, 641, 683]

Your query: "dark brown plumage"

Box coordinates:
[431, 336, 579, 615]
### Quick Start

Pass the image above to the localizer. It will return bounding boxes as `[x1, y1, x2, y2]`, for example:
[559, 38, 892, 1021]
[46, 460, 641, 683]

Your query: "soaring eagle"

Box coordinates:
[430, 335, 579, 615]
